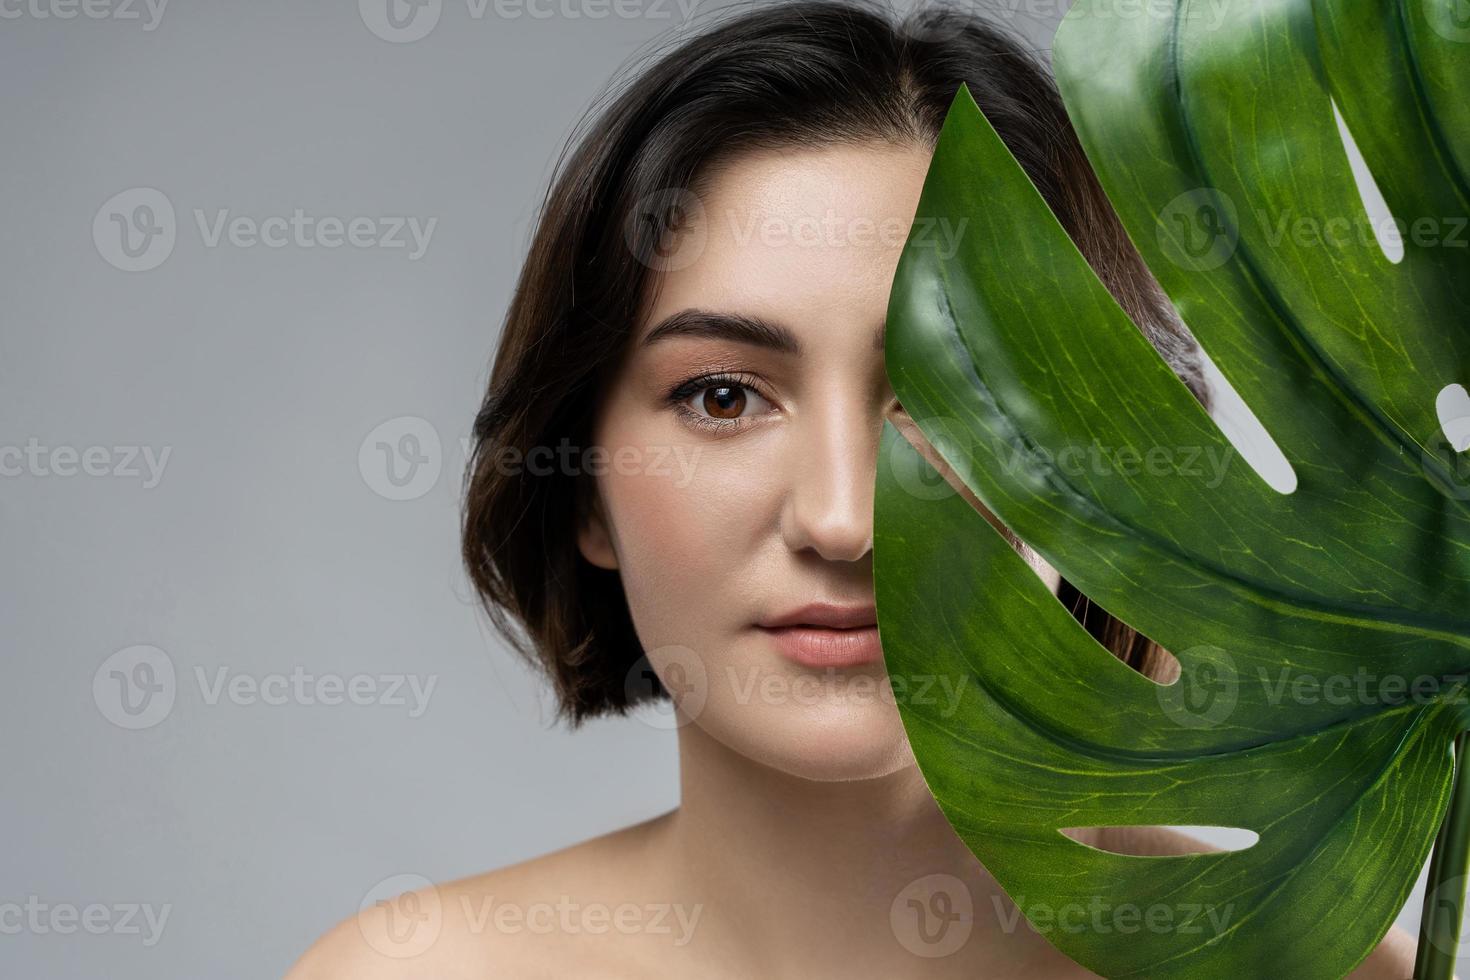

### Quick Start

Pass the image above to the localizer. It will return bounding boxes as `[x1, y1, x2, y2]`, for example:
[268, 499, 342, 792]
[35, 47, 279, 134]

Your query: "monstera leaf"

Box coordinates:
[873, 1, 1470, 977]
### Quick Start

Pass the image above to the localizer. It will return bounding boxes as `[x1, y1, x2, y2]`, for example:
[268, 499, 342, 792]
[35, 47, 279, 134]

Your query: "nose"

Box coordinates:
[778, 396, 882, 562]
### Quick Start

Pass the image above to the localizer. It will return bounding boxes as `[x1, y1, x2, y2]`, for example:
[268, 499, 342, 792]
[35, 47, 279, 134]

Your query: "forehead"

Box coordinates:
[635, 142, 932, 343]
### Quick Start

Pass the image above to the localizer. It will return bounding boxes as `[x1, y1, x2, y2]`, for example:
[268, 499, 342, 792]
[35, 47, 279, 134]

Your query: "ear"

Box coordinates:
[576, 484, 619, 571]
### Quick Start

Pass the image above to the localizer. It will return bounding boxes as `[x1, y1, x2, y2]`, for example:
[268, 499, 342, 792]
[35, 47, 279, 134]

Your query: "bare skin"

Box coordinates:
[287, 774, 1417, 979]
[288, 144, 1418, 979]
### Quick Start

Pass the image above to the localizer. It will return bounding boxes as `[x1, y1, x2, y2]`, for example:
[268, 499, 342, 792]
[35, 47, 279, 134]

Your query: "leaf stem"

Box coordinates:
[1415, 730, 1470, 980]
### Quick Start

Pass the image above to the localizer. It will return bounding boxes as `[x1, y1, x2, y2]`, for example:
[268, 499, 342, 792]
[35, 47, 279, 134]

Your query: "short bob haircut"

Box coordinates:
[462, 0, 1212, 724]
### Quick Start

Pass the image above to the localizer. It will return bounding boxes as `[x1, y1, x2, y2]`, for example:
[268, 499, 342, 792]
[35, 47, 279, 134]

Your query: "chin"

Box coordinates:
[698, 697, 918, 782]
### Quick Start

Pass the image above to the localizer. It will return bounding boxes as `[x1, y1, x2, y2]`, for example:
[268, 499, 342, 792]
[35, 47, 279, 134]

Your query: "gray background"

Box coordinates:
[0, 0, 1452, 976]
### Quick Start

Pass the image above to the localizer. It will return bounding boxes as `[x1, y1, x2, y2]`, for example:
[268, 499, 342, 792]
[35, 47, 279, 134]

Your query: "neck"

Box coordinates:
[657, 720, 1074, 978]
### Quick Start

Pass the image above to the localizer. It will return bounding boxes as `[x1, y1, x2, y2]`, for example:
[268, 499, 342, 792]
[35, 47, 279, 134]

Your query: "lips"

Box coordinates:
[758, 624, 882, 668]
[757, 601, 878, 630]
[756, 601, 881, 668]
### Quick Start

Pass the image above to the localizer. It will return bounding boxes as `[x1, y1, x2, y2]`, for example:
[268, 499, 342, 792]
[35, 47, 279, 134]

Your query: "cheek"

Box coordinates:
[599, 431, 782, 641]
[594, 412, 913, 782]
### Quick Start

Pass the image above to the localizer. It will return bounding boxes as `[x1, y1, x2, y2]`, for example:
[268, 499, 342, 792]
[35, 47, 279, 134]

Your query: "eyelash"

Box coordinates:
[665, 371, 774, 433]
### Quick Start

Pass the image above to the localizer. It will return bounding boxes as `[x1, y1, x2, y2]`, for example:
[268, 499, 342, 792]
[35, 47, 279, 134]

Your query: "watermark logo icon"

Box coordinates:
[360, 0, 441, 41]
[1426, 383, 1470, 500]
[893, 0, 973, 44]
[1155, 644, 1238, 729]
[625, 645, 708, 730]
[93, 188, 176, 272]
[882, 414, 977, 502]
[624, 187, 706, 272]
[1421, 874, 1470, 958]
[890, 873, 973, 958]
[1426, 0, 1470, 42]
[93, 645, 176, 730]
[359, 874, 442, 958]
[1158, 187, 1239, 272]
[359, 416, 442, 500]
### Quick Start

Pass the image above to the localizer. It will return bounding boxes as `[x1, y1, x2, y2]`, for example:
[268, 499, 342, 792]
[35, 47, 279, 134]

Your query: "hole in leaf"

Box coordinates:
[1060, 826, 1258, 856]
[885, 419, 1215, 688]
[1438, 383, 1470, 452]
[1197, 345, 1298, 494]
[1055, 579, 1182, 684]
[1330, 98, 1403, 264]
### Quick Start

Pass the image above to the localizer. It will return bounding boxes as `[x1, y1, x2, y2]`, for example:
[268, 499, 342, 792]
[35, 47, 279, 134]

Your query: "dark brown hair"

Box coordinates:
[462, 0, 1207, 724]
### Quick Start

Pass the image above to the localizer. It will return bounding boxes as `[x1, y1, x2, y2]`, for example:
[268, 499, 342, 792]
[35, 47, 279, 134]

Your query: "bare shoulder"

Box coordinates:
[285, 811, 684, 980]
[1101, 827, 1420, 980]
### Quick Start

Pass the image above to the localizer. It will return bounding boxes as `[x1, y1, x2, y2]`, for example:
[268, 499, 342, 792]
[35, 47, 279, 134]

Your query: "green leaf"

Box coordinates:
[873, 1, 1470, 976]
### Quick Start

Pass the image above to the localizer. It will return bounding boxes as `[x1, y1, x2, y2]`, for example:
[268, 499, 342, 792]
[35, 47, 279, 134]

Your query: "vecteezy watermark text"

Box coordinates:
[357, 414, 705, 502]
[0, 439, 170, 488]
[1259, 667, 1470, 709]
[724, 665, 969, 715]
[93, 645, 439, 730]
[360, 0, 706, 43]
[0, 897, 170, 946]
[996, 894, 1235, 937]
[357, 874, 702, 959]
[94, 188, 437, 272]
[460, 895, 702, 944]
[193, 666, 437, 717]
[0, 0, 167, 29]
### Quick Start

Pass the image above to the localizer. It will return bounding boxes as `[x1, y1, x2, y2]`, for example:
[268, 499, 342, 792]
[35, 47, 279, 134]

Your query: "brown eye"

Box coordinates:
[681, 381, 771, 424]
[703, 385, 746, 419]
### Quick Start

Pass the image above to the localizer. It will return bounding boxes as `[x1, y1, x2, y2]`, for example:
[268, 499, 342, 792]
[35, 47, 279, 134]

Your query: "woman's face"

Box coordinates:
[579, 142, 1044, 781]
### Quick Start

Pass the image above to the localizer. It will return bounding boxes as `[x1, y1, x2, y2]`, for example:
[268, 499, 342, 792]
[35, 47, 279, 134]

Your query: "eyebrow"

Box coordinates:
[639, 308, 886, 355]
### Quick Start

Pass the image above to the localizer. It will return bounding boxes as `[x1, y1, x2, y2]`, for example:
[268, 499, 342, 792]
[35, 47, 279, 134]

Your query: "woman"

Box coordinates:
[290, 1, 1416, 975]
